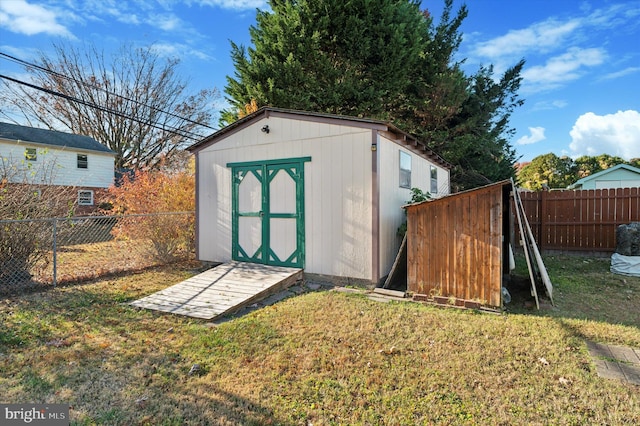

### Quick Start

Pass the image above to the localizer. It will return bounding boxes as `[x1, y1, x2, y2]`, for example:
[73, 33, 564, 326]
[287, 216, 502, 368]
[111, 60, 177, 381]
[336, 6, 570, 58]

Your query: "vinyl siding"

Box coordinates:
[0, 140, 114, 188]
[377, 136, 450, 280]
[196, 116, 374, 280]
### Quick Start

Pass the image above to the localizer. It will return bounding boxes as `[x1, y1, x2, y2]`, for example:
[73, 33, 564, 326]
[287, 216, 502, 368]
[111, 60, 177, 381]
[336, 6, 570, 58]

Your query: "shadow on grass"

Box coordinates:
[72, 379, 292, 425]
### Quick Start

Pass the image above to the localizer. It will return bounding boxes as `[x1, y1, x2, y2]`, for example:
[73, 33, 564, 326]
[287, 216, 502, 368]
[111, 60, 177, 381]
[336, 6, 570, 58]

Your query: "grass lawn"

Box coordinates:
[1, 255, 639, 425]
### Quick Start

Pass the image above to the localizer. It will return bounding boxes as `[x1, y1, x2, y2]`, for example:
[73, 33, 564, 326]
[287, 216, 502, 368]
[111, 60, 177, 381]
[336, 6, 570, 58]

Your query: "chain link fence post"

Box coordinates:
[0, 212, 195, 295]
[52, 218, 57, 288]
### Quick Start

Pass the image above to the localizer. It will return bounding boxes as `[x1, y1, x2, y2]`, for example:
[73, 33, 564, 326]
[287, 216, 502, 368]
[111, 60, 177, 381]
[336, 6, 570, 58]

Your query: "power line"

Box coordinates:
[0, 73, 203, 141]
[0, 51, 217, 132]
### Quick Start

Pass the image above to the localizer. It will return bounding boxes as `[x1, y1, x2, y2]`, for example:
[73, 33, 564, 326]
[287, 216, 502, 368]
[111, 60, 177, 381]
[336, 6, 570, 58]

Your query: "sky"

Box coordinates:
[0, 0, 639, 163]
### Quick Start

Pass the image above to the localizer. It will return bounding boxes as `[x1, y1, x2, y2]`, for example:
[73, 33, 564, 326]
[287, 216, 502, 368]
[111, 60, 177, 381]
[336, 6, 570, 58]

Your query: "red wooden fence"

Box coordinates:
[519, 187, 640, 252]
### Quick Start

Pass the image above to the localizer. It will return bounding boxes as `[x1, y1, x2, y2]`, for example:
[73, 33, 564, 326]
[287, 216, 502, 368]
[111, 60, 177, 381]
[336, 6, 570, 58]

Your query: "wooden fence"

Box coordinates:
[519, 187, 640, 252]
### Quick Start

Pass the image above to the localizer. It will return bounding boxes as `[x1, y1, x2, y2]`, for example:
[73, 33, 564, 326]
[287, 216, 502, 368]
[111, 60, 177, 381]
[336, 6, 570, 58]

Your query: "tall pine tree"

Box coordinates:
[223, 0, 525, 190]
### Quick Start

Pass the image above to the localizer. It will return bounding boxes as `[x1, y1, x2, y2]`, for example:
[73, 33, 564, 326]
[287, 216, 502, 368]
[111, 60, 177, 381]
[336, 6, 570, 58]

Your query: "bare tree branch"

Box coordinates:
[1, 43, 218, 171]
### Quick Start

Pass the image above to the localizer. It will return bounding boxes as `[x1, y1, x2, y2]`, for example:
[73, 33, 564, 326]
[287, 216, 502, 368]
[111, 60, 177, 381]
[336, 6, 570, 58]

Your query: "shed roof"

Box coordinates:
[0, 122, 115, 155]
[404, 179, 513, 210]
[570, 163, 640, 188]
[187, 107, 451, 169]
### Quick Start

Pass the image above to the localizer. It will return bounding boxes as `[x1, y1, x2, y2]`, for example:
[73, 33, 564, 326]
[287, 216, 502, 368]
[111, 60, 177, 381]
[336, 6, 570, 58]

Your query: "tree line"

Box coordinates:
[517, 153, 640, 191]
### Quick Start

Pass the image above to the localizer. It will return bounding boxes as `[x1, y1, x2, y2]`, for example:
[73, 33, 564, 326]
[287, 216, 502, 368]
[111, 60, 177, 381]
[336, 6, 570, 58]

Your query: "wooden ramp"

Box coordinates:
[130, 261, 302, 320]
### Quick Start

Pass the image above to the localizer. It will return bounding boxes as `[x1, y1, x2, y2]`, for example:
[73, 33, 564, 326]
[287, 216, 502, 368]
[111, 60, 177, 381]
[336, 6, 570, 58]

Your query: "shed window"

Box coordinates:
[399, 151, 411, 188]
[77, 154, 88, 169]
[25, 148, 37, 161]
[78, 190, 94, 206]
[430, 166, 438, 194]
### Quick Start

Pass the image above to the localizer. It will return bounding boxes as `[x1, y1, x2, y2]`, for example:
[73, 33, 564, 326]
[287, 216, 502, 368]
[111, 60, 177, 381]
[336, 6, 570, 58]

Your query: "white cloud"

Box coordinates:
[474, 19, 580, 59]
[517, 127, 546, 145]
[522, 47, 605, 91]
[0, 0, 73, 37]
[195, 0, 267, 10]
[601, 67, 640, 80]
[153, 14, 182, 31]
[531, 100, 568, 111]
[569, 110, 640, 159]
[151, 43, 211, 61]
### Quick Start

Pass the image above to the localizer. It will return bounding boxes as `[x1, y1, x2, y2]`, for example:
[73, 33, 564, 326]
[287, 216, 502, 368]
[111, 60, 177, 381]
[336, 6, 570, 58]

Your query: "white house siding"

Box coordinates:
[0, 140, 114, 188]
[377, 137, 450, 279]
[594, 180, 640, 189]
[196, 116, 374, 280]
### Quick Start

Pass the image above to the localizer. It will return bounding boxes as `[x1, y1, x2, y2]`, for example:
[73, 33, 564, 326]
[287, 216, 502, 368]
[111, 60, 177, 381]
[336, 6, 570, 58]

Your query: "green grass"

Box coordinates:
[1, 257, 639, 425]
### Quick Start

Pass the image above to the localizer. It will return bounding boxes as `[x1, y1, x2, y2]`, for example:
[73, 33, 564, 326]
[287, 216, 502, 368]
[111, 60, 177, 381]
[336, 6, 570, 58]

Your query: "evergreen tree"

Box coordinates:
[223, 0, 428, 124]
[223, 0, 525, 190]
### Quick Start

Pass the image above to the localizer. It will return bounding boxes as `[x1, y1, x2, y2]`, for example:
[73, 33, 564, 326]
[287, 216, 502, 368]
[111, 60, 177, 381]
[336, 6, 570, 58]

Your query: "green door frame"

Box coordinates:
[228, 157, 311, 268]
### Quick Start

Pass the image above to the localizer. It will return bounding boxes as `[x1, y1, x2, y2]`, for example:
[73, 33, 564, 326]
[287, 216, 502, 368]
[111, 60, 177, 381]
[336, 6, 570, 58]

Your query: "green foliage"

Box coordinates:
[397, 187, 431, 236]
[517, 153, 575, 190]
[223, 0, 525, 190]
[222, 0, 428, 124]
[518, 153, 636, 190]
[574, 154, 627, 179]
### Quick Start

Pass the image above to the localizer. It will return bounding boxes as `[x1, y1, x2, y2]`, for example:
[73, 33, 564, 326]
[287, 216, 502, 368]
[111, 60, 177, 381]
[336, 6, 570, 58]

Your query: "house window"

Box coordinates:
[25, 148, 37, 161]
[78, 190, 94, 206]
[430, 165, 438, 194]
[399, 151, 411, 188]
[77, 154, 88, 169]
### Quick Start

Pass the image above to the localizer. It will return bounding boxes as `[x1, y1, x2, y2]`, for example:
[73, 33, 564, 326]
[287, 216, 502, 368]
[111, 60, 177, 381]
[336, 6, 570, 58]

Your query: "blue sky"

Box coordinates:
[1, 0, 639, 162]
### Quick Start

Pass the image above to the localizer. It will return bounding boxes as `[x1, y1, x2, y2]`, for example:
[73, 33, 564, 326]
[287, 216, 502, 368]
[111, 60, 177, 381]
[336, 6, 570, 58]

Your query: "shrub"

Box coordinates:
[1, 153, 75, 283]
[397, 187, 432, 236]
[106, 168, 195, 262]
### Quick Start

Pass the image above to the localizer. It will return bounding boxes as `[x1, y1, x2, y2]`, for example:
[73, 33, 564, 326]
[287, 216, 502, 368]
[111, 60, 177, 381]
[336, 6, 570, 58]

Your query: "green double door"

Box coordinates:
[229, 157, 310, 268]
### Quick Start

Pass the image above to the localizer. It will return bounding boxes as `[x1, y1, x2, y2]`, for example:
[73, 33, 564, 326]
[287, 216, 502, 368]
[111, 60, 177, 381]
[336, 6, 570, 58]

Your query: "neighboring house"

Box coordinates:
[187, 107, 451, 285]
[569, 164, 640, 190]
[0, 122, 116, 214]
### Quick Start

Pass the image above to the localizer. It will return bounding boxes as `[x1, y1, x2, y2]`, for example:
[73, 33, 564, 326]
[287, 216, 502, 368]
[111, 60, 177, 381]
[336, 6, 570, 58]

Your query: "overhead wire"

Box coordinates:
[0, 51, 218, 140]
[0, 73, 204, 141]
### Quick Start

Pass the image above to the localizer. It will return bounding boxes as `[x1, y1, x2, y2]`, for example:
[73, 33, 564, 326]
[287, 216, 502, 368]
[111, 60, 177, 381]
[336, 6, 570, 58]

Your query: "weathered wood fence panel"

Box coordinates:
[406, 181, 510, 307]
[519, 187, 640, 252]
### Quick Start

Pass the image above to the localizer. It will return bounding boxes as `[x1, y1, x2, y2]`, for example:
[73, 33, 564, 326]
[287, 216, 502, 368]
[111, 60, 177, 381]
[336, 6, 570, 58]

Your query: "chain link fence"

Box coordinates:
[0, 212, 194, 295]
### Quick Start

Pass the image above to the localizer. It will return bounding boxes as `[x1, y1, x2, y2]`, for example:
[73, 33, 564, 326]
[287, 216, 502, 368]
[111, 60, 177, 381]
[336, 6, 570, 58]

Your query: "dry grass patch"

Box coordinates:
[1, 257, 639, 425]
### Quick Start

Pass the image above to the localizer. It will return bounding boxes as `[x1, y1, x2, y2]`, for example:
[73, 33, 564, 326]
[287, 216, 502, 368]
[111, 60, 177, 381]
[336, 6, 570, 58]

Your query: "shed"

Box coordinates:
[187, 107, 451, 284]
[569, 164, 640, 189]
[404, 180, 513, 307]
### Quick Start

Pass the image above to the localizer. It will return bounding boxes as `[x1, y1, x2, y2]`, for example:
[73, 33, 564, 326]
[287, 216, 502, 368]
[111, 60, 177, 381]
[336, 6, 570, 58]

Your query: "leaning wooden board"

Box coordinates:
[515, 187, 554, 304]
[511, 179, 540, 309]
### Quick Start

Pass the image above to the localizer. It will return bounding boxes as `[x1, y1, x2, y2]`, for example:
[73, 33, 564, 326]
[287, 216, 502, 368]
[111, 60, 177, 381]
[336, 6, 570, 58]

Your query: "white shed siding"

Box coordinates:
[197, 116, 374, 279]
[0, 140, 114, 188]
[377, 137, 450, 278]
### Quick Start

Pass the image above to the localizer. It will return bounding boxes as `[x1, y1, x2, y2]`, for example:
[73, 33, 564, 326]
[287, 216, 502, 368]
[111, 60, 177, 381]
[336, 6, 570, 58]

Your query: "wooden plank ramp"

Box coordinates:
[130, 261, 302, 320]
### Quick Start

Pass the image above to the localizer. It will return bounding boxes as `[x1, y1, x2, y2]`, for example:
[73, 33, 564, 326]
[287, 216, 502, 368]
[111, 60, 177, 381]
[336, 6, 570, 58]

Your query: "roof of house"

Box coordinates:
[0, 122, 115, 155]
[570, 163, 640, 188]
[187, 107, 451, 169]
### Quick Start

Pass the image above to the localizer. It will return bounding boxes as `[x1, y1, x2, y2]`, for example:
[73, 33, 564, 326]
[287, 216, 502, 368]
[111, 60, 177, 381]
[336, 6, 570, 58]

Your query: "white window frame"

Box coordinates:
[399, 151, 411, 189]
[430, 165, 438, 194]
[78, 190, 94, 206]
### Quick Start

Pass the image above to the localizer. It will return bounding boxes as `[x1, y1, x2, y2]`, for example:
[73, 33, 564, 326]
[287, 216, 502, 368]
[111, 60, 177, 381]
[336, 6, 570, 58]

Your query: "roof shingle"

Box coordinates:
[0, 122, 115, 155]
